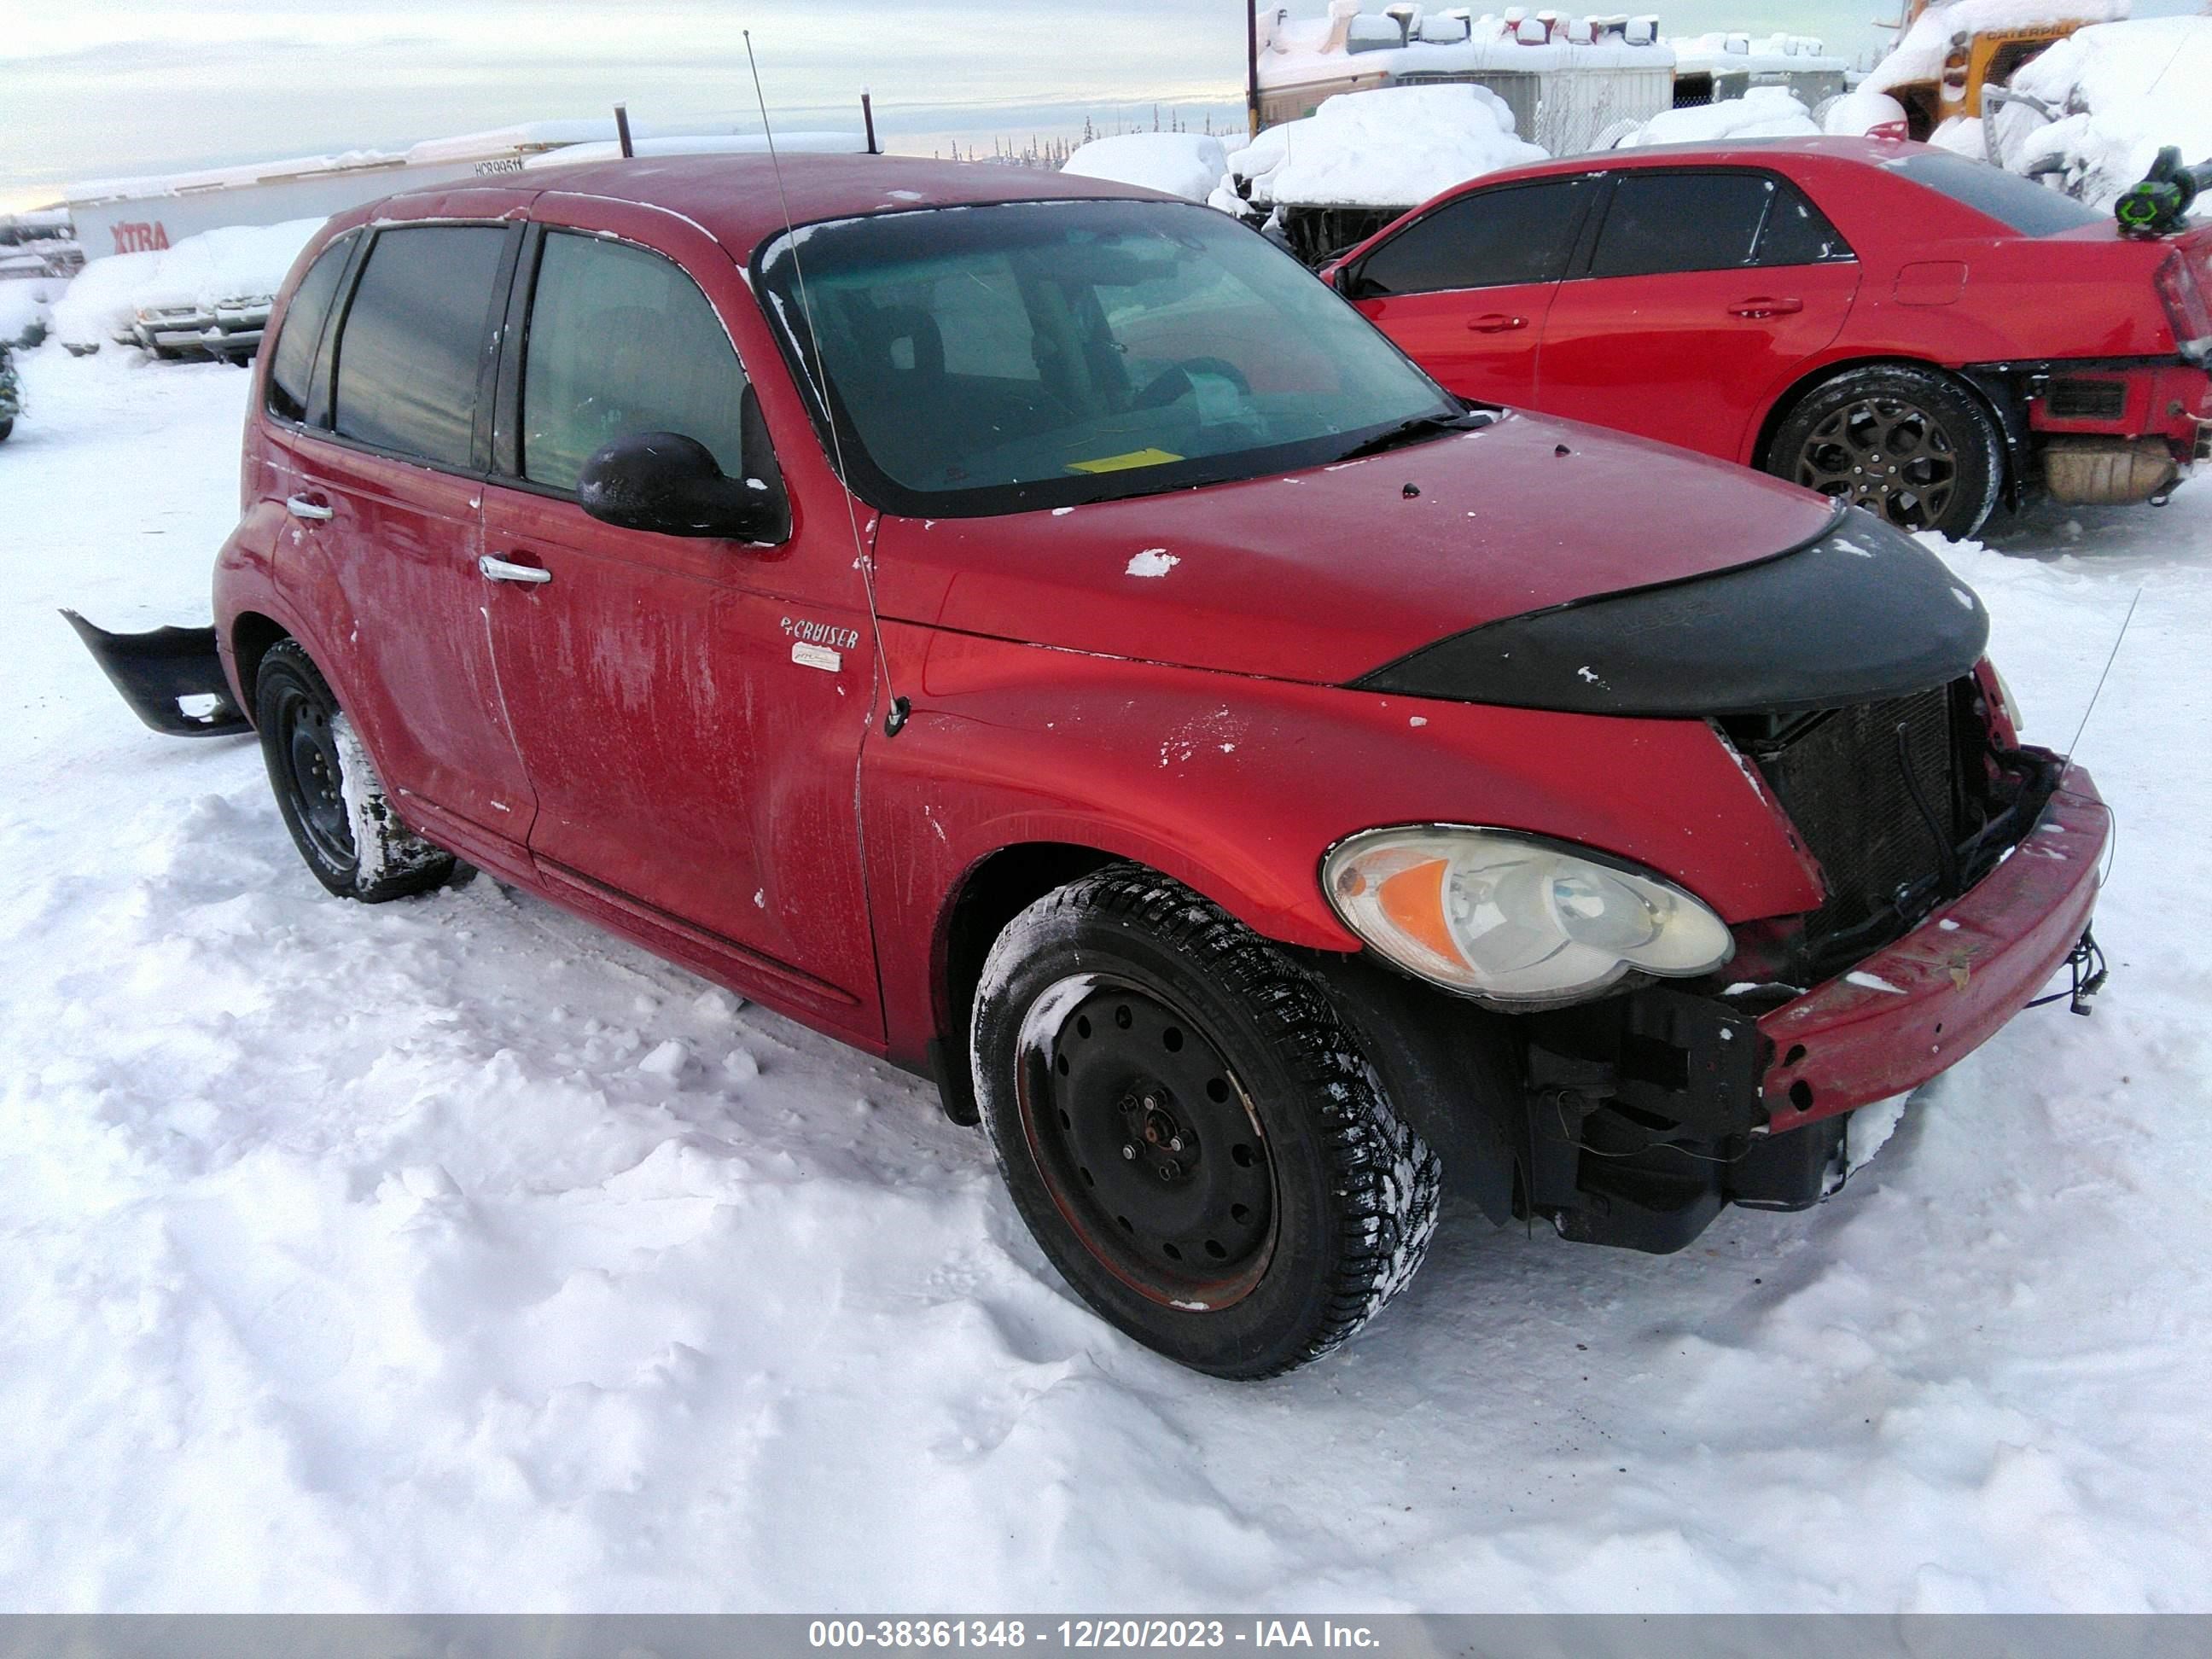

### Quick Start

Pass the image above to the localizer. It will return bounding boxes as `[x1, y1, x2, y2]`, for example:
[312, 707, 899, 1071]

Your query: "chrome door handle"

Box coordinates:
[1467, 312, 1528, 332]
[284, 494, 333, 521]
[479, 555, 552, 585]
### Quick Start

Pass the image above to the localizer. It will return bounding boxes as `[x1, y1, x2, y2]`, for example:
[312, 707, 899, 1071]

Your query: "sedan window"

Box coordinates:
[1353, 178, 1595, 297]
[521, 232, 751, 494]
[1588, 172, 1778, 278]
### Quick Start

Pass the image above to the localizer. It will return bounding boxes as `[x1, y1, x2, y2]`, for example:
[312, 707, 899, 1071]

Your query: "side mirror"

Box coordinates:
[578, 431, 789, 543]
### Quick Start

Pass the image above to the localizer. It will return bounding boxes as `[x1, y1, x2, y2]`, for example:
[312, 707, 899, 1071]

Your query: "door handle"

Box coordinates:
[284, 494, 333, 521]
[1467, 312, 1528, 333]
[479, 554, 552, 585]
[1729, 297, 1804, 318]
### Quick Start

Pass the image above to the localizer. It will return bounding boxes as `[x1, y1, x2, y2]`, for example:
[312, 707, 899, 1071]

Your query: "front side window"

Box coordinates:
[1588, 172, 1779, 278]
[265, 236, 352, 423]
[520, 233, 751, 493]
[1355, 178, 1595, 296]
[331, 225, 507, 468]
[759, 198, 1456, 516]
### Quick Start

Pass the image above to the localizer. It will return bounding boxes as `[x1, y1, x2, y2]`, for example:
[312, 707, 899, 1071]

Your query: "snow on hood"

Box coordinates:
[1062, 134, 1234, 204]
[1865, 0, 2128, 96]
[1615, 87, 1821, 148]
[1993, 15, 2212, 208]
[1231, 84, 1545, 210]
[49, 219, 321, 350]
[49, 249, 165, 349]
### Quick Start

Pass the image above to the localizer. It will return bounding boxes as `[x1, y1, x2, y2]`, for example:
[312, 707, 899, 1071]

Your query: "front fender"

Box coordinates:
[864, 626, 1825, 1068]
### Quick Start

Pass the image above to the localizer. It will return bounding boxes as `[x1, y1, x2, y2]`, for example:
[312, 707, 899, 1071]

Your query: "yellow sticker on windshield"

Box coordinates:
[1067, 447, 1185, 474]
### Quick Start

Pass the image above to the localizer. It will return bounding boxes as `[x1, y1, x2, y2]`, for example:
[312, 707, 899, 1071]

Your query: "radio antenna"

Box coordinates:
[744, 29, 911, 737]
[2064, 584, 2140, 760]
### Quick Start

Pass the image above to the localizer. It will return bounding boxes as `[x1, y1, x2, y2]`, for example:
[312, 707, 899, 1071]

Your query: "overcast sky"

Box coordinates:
[2, 0, 2195, 210]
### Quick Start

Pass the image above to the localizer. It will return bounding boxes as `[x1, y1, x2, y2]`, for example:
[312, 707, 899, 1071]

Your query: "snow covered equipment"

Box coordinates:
[60, 609, 248, 736]
[2115, 147, 2212, 238]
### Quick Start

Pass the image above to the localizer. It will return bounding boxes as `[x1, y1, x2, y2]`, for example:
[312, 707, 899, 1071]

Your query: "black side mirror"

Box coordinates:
[578, 430, 789, 543]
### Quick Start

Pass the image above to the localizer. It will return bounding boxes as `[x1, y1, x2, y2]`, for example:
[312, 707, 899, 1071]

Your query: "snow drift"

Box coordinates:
[1613, 87, 1822, 148]
[1990, 16, 2212, 209]
[1230, 84, 1545, 210]
[1062, 134, 1234, 204]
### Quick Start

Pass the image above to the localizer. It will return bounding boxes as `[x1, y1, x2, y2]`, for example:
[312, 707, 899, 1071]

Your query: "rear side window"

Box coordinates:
[1589, 172, 1777, 277]
[265, 236, 352, 423]
[1892, 150, 2103, 236]
[520, 232, 749, 492]
[1355, 178, 1595, 296]
[332, 225, 507, 468]
[1757, 181, 1855, 265]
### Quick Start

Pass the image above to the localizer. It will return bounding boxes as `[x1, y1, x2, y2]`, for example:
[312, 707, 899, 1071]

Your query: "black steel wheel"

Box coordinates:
[971, 864, 1441, 1379]
[255, 638, 456, 903]
[1768, 364, 2004, 540]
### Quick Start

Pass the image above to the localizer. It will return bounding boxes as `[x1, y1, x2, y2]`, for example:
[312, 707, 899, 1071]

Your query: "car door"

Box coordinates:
[476, 208, 882, 1043]
[1535, 168, 1862, 461]
[1347, 176, 1599, 407]
[290, 219, 539, 844]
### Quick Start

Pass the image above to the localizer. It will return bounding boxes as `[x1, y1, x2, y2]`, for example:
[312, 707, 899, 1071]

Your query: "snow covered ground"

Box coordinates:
[3, 346, 2211, 1612]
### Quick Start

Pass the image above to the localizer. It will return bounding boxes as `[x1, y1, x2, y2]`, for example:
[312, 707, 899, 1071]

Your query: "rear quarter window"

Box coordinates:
[1891, 151, 2104, 236]
[265, 236, 352, 424]
[331, 224, 509, 468]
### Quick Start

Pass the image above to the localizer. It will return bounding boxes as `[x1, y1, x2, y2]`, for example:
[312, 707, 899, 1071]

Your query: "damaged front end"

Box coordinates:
[61, 608, 249, 736]
[1343, 504, 2111, 1253]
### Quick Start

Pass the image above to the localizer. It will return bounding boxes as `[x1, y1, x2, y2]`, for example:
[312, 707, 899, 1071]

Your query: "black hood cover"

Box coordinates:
[1353, 506, 1990, 718]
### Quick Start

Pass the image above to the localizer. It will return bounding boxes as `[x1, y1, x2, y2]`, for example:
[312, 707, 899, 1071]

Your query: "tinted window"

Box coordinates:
[265, 236, 352, 423]
[1590, 172, 1776, 277]
[332, 225, 506, 467]
[1756, 181, 1854, 265]
[521, 233, 751, 492]
[1893, 150, 2103, 236]
[1355, 178, 1594, 296]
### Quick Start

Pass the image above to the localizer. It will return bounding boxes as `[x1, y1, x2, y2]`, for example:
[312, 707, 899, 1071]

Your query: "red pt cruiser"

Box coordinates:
[72, 155, 2110, 1377]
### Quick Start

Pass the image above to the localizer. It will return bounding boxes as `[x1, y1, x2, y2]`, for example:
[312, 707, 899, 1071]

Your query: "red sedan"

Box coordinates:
[1329, 137, 2212, 538]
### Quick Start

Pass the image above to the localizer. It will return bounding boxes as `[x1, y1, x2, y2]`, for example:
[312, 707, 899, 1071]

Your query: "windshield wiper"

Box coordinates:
[1330, 408, 1493, 463]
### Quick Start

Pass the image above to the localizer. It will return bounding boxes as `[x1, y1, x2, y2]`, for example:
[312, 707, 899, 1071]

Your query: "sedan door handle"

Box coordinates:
[1466, 312, 1528, 333]
[284, 494, 333, 521]
[479, 555, 552, 585]
[1729, 296, 1804, 318]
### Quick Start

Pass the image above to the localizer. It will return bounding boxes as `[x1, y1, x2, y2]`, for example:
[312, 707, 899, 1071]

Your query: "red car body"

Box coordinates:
[76, 151, 2106, 1367]
[1330, 137, 2212, 527]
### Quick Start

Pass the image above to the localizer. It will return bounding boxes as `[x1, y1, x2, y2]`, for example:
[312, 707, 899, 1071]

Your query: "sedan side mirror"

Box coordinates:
[578, 431, 789, 543]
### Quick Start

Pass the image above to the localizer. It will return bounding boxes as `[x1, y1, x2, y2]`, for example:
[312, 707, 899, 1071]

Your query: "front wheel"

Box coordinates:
[0, 416, 13, 443]
[971, 865, 1441, 1378]
[1768, 364, 2004, 539]
[255, 639, 457, 902]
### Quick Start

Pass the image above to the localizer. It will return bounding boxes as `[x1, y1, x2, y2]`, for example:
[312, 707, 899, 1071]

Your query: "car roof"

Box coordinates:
[1447, 134, 1933, 187]
[365, 152, 1175, 258]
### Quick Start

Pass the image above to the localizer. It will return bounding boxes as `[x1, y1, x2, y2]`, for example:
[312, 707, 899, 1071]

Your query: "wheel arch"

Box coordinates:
[1751, 355, 2020, 502]
[228, 609, 293, 723]
[928, 839, 1126, 1124]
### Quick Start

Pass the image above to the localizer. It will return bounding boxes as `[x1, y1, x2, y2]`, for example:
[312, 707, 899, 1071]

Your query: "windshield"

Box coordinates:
[756, 198, 1458, 516]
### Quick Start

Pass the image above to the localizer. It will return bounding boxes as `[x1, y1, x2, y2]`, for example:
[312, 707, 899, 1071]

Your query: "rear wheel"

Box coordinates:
[255, 639, 456, 902]
[1768, 364, 2004, 539]
[971, 864, 1441, 1378]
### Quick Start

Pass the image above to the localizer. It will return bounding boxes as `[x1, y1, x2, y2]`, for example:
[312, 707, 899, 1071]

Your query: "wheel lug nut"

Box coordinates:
[1121, 1144, 1138, 1161]
[1168, 1136, 1184, 1152]
[1157, 1162, 1179, 1181]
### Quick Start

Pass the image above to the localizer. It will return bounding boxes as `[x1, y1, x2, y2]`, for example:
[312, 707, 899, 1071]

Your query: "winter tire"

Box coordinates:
[254, 638, 457, 902]
[0, 418, 12, 443]
[1769, 364, 2005, 539]
[971, 864, 1442, 1378]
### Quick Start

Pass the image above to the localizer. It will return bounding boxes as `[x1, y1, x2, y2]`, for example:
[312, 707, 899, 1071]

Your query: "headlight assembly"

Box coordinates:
[1323, 826, 1733, 1005]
